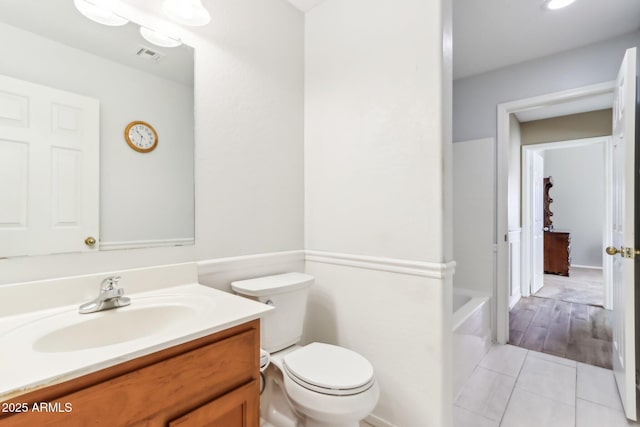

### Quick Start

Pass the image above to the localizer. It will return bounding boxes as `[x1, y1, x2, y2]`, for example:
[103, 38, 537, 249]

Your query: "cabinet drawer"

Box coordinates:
[169, 380, 259, 427]
[1, 328, 258, 427]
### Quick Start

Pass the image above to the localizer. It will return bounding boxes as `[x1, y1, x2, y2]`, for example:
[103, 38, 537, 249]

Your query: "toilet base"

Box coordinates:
[302, 420, 359, 427]
[261, 363, 375, 427]
[261, 367, 300, 427]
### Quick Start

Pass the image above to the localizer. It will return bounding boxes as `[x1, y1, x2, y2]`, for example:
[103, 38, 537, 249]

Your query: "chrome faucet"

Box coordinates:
[79, 276, 131, 314]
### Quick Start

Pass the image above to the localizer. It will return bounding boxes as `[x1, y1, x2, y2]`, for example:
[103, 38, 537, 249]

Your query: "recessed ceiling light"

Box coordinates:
[163, 0, 211, 27]
[543, 0, 577, 10]
[73, 0, 129, 26]
[140, 27, 182, 48]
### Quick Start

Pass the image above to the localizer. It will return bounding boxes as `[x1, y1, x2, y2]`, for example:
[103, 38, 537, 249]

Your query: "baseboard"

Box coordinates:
[570, 264, 603, 270]
[305, 250, 456, 279]
[364, 413, 396, 427]
[509, 293, 521, 309]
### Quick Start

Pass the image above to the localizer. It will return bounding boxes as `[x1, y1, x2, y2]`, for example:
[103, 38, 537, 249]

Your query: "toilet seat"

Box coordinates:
[283, 343, 375, 396]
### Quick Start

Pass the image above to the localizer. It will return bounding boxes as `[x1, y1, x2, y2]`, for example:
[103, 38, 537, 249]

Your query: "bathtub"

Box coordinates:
[452, 288, 492, 398]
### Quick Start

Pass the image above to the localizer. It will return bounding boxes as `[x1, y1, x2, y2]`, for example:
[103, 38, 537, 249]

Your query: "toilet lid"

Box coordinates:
[283, 343, 375, 396]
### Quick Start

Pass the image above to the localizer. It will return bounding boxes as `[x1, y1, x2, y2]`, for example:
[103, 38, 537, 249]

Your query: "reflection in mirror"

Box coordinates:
[0, 0, 195, 257]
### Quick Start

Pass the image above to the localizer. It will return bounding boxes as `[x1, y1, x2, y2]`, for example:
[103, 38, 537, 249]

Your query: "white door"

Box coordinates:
[609, 47, 637, 421]
[531, 152, 545, 294]
[0, 74, 99, 257]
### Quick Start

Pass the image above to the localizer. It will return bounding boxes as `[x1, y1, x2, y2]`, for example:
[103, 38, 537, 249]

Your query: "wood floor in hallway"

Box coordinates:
[509, 295, 612, 369]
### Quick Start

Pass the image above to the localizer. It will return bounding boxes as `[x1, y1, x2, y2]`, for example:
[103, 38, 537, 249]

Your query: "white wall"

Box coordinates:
[0, 0, 305, 285]
[544, 144, 605, 267]
[305, 1, 451, 262]
[305, 0, 453, 425]
[453, 31, 640, 142]
[304, 260, 451, 427]
[452, 139, 494, 294]
[0, 22, 194, 246]
[194, 0, 305, 261]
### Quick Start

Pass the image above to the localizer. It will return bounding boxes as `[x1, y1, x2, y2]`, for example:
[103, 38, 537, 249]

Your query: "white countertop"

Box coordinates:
[0, 282, 271, 401]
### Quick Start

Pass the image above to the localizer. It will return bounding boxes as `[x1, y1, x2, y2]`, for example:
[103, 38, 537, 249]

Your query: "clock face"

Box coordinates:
[125, 121, 158, 153]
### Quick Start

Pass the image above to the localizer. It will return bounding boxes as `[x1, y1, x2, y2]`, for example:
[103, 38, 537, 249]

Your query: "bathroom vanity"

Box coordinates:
[0, 320, 259, 426]
[0, 264, 271, 427]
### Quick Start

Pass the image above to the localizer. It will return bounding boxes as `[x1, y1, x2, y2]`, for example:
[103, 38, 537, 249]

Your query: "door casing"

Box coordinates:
[496, 81, 616, 344]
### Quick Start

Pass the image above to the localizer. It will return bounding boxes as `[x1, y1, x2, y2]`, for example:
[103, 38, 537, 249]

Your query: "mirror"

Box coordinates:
[0, 0, 195, 257]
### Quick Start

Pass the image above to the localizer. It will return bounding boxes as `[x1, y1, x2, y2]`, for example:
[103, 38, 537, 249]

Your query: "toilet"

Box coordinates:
[231, 272, 379, 427]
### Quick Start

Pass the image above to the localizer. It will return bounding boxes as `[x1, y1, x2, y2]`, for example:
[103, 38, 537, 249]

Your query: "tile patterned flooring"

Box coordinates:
[454, 345, 639, 427]
[509, 268, 612, 369]
[509, 296, 612, 369]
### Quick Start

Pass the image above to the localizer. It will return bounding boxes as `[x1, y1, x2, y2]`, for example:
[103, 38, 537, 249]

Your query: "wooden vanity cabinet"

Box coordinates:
[0, 320, 260, 427]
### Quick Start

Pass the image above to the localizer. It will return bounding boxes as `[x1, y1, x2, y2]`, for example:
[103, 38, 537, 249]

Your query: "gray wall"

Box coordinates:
[453, 31, 640, 143]
[544, 144, 605, 267]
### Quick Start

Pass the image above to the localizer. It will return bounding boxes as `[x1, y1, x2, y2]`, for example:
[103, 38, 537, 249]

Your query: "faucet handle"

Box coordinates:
[101, 276, 122, 291]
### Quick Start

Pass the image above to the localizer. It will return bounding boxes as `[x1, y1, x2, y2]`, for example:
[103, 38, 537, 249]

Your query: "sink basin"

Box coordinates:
[33, 304, 197, 353]
[2, 292, 210, 354]
[0, 281, 274, 400]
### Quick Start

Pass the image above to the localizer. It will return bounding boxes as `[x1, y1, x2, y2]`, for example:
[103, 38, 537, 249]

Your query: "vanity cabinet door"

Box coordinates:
[168, 380, 259, 427]
[0, 321, 260, 427]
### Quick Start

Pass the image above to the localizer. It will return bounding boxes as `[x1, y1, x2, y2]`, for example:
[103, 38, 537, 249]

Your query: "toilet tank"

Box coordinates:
[231, 272, 314, 353]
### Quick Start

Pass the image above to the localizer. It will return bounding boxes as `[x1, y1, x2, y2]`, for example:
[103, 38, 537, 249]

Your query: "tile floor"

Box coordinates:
[454, 344, 639, 427]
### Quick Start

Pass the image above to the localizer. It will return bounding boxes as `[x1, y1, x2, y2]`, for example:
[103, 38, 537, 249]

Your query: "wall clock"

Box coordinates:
[124, 120, 158, 153]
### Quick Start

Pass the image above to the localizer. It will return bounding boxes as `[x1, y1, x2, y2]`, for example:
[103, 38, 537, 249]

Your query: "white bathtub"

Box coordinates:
[452, 288, 492, 398]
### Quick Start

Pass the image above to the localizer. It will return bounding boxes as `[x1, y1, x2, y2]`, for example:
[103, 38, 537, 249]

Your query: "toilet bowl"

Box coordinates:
[231, 273, 379, 427]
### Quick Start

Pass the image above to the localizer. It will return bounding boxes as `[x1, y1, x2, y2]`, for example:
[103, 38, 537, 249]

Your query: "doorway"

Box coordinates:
[522, 137, 612, 306]
[495, 81, 616, 345]
[511, 137, 613, 368]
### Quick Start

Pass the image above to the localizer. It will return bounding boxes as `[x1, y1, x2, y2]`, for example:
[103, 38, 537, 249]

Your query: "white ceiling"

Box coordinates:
[453, 0, 640, 80]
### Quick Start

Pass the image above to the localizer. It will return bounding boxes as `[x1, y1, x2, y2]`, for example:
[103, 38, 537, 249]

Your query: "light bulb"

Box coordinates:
[74, 0, 129, 26]
[162, 0, 211, 26]
[543, 0, 577, 10]
[140, 27, 182, 48]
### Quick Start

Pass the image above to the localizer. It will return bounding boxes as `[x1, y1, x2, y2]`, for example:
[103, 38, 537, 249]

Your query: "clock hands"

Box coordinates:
[135, 128, 145, 142]
[134, 128, 148, 146]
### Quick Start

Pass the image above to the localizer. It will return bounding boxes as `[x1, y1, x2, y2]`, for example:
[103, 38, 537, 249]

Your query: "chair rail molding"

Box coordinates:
[305, 250, 456, 279]
[197, 250, 305, 275]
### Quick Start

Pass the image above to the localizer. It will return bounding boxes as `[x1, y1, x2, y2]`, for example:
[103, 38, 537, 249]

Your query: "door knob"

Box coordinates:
[606, 246, 621, 256]
[85, 236, 96, 247]
[606, 246, 640, 258]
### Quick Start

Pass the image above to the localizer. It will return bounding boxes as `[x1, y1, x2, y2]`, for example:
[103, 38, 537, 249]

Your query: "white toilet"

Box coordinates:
[231, 272, 379, 427]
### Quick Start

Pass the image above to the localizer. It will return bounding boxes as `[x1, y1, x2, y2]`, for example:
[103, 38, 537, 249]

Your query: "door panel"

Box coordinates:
[0, 74, 99, 257]
[532, 152, 545, 293]
[610, 47, 637, 421]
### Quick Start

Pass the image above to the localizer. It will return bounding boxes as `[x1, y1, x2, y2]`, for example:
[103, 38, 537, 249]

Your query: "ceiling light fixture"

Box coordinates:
[162, 0, 211, 26]
[140, 27, 183, 48]
[73, 0, 129, 26]
[542, 0, 577, 10]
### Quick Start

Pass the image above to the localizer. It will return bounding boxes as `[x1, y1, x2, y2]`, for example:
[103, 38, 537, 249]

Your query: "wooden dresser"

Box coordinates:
[543, 177, 570, 276]
[544, 231, 571, 276]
